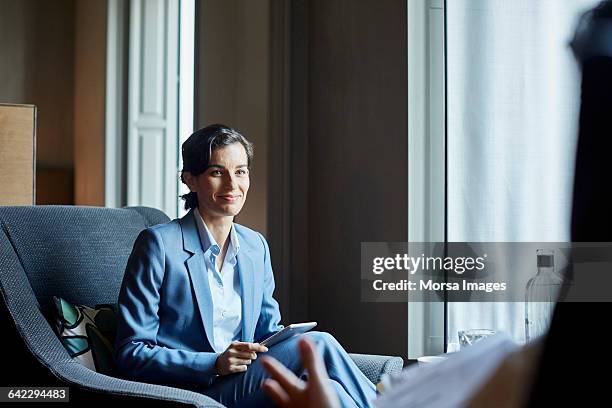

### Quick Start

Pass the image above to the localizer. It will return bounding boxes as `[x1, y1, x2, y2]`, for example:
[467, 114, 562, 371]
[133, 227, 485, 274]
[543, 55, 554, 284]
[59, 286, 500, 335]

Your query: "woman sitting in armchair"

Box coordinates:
[114, 124, 376, 407]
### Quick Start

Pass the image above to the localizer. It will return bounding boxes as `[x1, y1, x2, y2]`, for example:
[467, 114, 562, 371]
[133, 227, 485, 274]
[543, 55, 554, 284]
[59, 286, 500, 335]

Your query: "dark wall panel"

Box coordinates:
[306, 0, 408, 360]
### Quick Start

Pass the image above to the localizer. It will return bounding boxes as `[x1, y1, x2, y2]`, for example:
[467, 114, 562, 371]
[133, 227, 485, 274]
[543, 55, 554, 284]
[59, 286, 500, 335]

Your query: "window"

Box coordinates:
[408, 0, 599, 357]
[106, 0, 195, 218]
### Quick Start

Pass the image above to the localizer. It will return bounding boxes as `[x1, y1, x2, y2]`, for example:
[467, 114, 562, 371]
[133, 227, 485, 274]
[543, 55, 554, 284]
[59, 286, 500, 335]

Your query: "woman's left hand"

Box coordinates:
[215, 341, 269, 375]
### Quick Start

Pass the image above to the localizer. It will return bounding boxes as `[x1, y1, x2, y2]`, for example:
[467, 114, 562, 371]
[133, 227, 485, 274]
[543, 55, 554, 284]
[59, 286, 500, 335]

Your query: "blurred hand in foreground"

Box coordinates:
[261, 337, 341, 408]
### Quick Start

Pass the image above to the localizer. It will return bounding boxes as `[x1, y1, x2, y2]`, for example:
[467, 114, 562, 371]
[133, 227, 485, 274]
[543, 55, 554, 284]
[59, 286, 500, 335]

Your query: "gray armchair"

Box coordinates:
[0, 206, 403, 407]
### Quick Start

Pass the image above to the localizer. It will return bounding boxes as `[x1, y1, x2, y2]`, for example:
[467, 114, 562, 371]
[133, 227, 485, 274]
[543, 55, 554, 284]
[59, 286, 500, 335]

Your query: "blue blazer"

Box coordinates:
[114, 209, 283, 386]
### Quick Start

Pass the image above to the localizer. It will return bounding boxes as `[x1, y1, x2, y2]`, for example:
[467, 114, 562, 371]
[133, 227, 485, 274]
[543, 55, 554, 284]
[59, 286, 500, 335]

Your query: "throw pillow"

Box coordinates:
[51, 296, 117, 375]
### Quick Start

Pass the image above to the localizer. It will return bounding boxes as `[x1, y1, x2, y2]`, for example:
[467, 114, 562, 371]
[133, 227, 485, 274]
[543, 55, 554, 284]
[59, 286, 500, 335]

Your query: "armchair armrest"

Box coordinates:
[349, 353, 404, 385]
[53, 361, 224, 408]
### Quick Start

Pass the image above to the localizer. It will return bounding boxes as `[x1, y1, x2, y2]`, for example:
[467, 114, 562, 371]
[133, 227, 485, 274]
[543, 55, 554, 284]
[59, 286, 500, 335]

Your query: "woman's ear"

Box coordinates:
[182, 171, 197, 192]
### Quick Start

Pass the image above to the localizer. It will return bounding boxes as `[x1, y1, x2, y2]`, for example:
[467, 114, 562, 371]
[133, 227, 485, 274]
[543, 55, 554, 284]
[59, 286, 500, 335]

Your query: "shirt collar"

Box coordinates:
[194, 208, 240, 257]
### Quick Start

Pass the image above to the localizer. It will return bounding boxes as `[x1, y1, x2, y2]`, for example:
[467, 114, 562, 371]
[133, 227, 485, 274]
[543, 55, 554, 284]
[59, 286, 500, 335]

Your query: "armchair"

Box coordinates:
[0, 206, 403, 407]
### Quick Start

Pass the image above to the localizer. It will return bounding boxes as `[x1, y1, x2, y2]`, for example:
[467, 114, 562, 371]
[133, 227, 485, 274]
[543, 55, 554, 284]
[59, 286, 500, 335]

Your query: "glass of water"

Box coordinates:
[458, 329, 496, 349]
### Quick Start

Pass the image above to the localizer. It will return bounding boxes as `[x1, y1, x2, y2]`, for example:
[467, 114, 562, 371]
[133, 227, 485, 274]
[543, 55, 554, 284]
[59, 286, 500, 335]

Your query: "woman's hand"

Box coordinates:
[261, 337, 341, 408]
[215, 341, 269, 375]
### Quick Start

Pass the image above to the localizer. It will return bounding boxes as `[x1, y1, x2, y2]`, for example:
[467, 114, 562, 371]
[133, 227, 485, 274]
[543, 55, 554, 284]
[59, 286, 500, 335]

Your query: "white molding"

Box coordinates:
[407, 0, 446, 359]
[165, 0, 179, 217]
[105, 0, 127, 208]
[177, 0, 195, 217]
[127, 0, 180, 217]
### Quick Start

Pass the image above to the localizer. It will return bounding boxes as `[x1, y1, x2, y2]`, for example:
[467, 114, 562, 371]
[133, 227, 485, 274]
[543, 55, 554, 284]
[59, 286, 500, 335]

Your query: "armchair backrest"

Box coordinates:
[0, 205, 169, 311]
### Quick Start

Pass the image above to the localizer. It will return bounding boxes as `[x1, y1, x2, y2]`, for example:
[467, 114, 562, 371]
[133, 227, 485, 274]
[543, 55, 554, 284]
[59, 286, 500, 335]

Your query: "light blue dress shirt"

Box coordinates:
[194, 209, 243, 352]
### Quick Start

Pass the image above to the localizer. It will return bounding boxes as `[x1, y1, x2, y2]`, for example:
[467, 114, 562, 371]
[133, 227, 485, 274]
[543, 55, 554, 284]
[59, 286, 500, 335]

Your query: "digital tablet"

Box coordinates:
[260, 322, 318, 348]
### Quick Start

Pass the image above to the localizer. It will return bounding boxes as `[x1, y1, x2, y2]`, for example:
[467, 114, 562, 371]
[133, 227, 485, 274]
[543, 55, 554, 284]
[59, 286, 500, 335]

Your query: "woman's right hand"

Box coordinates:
[215, 341, 269, 375]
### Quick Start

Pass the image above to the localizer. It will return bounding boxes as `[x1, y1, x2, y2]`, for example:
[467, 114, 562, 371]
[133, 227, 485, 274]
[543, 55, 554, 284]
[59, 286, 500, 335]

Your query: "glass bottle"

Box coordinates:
[525, 249, 563, 342]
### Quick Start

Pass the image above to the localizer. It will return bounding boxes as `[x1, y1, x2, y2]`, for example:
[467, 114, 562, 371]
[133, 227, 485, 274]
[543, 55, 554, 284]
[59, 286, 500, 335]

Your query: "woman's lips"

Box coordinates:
[218, 195, 241, 202]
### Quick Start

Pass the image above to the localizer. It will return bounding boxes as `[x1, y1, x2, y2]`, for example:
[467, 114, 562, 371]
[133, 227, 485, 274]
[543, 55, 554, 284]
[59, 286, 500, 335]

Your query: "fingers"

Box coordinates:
[231, 341, 268, 353]
[261, 355, 304, 393]
[228, 349, 258, 360]
[255, 343, 269, 353]
[228, 357, 252, 366]
[262, 379, 291, 408]
[217, 346, 257, 375]
[299, 337, 329, 383]
[229, 364, 248, 373]
[217, 355, 248, 375]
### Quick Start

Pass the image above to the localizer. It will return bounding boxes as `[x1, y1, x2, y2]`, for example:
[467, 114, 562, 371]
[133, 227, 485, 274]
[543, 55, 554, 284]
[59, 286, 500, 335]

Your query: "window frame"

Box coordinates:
[407, 0, 446, 359]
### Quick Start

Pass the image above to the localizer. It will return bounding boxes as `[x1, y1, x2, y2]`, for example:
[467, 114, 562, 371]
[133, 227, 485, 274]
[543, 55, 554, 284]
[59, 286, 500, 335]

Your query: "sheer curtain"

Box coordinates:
[446, 0, 600, 345]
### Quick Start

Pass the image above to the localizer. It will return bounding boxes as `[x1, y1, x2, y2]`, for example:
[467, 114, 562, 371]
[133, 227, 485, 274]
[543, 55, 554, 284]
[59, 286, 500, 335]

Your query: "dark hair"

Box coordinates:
[594, 0, 612, 18]
[180, 124, 254, 210]
[571, 1, 612, 62]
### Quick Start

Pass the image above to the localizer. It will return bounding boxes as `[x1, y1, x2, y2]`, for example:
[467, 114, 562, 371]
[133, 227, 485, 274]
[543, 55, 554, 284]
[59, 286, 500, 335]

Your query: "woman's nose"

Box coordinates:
[225, 173, 238, 189]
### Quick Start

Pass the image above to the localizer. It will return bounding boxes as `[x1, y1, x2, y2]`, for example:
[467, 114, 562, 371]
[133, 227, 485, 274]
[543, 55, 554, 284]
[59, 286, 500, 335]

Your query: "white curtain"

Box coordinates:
[446, 0, 600, 345]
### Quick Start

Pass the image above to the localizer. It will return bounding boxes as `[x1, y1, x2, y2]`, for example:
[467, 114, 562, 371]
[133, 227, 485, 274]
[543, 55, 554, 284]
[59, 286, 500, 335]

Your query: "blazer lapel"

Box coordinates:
[237, 247, 255, 342]
[179, 210, 215, 350]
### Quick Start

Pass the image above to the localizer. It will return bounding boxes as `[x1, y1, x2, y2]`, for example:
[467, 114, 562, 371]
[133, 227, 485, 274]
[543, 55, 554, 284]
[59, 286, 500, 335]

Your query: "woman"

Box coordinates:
[114, 124, 376, 407]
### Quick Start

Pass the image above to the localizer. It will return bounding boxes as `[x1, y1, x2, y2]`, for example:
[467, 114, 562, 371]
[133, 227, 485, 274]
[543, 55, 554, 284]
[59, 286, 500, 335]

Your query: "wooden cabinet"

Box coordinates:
[0, 104, 36, 205]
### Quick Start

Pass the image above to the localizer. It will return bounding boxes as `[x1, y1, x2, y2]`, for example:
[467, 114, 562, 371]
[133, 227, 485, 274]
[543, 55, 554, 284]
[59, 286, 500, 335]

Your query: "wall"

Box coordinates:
[197, 0, 271, 235]
[197, 0, 409, 360]
[0, 0, 107, 206]
[73, 0, 107, 206]
[0, 0, 75, 204]
[299, 0, 409, 359]
[258, 0, 410, 359]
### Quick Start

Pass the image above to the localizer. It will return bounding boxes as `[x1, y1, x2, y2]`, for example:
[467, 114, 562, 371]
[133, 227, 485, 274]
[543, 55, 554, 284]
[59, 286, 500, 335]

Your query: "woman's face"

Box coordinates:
[184, 143, 250, 220]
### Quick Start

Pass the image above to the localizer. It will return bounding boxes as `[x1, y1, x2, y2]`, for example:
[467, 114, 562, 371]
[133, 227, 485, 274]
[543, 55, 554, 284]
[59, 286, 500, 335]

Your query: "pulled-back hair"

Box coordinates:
[180, 124, 254, 210]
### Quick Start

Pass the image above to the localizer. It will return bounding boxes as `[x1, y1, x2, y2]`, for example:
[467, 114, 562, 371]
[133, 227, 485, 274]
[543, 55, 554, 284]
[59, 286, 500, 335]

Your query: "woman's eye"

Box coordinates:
[236, 169, 249, 176]
[211, 170, 223, 176]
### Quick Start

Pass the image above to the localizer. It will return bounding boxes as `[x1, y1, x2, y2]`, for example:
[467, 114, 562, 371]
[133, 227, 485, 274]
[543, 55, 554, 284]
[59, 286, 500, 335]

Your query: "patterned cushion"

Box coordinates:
[51, 296, 117, 375]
